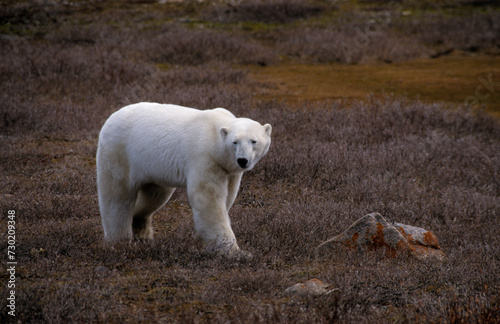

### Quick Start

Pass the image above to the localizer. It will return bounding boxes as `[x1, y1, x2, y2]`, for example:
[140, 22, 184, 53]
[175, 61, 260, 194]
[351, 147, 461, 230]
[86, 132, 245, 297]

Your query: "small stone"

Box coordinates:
[94, 265, 111, 274]
[30, 248, 47, 256]
[284, 278, 333, 297]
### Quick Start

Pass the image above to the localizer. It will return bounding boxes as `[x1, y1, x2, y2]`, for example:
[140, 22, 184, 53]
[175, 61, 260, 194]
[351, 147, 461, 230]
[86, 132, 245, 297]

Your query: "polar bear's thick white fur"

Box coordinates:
[96, 102, 272, 257]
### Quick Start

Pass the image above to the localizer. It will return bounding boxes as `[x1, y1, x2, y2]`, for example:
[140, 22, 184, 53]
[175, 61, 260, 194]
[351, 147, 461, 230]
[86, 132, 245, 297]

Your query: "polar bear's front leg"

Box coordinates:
[187, 175, 249, 258]
[188, 180, 236, 247]
[226, 173, 242, 210]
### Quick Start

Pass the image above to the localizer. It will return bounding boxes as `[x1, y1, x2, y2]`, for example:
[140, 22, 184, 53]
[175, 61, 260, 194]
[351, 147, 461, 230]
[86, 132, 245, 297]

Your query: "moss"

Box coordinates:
[247, 53, 500, 116]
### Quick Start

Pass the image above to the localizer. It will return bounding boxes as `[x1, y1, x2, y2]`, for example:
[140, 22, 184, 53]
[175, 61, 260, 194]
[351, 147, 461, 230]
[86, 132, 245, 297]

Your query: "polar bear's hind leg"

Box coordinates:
[132, 183, 175, 239]
[97, 152, 136, 241]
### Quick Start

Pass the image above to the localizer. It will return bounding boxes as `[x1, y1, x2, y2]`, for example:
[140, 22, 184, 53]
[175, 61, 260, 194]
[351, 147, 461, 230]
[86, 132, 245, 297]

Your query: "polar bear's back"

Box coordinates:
[108, 102, 232, 125]
[100, 102, 235, 141]
[97, 103, 236, 187]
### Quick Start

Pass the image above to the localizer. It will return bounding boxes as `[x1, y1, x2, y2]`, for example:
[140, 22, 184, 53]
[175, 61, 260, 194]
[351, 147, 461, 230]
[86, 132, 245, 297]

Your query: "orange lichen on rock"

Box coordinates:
[370, 221, 401, 258]
[423, 230, 441, 248]
[344, 232, 359, 250]
[393, 223, 445, 261]
[317, 213, 445, 261]
[372, 222, 387, 249]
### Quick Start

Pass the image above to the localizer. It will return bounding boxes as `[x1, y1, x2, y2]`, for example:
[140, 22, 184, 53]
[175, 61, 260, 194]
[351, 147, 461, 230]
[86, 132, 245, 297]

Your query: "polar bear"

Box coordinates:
[96, 102, 272, 258]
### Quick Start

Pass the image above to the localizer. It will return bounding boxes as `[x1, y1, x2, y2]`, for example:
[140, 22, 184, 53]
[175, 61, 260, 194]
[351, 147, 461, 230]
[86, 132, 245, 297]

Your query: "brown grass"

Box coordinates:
[1, 1, 499, 323]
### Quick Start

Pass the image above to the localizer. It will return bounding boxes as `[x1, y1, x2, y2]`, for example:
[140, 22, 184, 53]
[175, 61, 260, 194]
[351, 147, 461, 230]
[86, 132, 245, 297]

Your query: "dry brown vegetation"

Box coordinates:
[1, 0, 499, 323]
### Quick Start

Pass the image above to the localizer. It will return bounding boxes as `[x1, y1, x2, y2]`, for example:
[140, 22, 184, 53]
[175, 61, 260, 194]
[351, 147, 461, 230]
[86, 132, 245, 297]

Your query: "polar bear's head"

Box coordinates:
[220, 118, 272, 173]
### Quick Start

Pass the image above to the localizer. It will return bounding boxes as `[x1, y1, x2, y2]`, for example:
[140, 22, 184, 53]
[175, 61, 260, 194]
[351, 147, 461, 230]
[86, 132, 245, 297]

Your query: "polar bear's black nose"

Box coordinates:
[237, 158, 248, 168]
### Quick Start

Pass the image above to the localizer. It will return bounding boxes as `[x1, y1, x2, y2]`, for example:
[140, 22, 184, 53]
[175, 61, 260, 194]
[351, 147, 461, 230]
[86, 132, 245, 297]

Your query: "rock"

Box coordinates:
[30, 248, 47, 257]
[94, 265, 112, 274]
[284, 278, 335, 297]
[316, 213, 445, 261]
[393, 222, 446, 261]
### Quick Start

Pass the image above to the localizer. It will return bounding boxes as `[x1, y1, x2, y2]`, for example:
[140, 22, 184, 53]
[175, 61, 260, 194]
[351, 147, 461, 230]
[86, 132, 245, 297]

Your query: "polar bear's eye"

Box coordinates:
[251, 140, 257, 144]
[233, 141, 238, 145]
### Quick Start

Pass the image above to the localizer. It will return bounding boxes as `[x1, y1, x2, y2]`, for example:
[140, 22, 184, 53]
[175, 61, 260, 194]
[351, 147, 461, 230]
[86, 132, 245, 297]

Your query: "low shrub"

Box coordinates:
[278, 26, 426, 64]
[400, 11, 500, 54]
[146, 27, 276, 66]
[204, 0, 325, 24]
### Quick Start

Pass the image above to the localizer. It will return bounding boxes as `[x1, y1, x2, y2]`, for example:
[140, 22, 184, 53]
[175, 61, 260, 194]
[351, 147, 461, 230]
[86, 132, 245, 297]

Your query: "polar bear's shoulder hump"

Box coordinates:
[211, 107, 236, 118]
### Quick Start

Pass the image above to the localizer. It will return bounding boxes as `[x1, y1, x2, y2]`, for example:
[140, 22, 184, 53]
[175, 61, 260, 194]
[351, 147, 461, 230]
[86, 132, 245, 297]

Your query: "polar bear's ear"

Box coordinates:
[263, 123, 272, 136]
[220, 126, 230, 139]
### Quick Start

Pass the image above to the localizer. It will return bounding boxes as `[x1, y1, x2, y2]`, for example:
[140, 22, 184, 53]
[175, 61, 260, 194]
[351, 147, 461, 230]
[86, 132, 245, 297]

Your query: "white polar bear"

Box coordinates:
[96, 102, 272, 258]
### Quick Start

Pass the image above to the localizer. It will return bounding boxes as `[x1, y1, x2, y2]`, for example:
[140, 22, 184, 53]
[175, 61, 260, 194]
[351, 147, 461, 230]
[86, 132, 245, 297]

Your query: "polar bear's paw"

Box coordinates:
[225, 247, 253, 262]
[205, 242, 253, 261]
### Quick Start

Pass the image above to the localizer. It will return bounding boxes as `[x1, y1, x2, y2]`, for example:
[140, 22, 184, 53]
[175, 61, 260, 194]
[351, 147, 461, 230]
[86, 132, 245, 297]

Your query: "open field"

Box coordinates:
[1, 0, 499, 322]
[248, 53, 500, 112]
